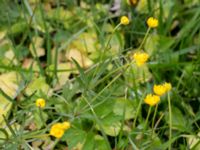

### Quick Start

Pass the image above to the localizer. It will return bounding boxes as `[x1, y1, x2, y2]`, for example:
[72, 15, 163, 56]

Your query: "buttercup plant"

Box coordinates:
[153, 84, 167, 96]
[50, 122, 71, 138]
[127, 0, 138, 5]
[153, 82, 172, 96]
[144, 94, 160, 106]
[147, 17, 159, 28]
[120, 16, 130, 25]
[2, 1, 196, 149]
[36, 98, 46, 108]
[133, 51, 149, 67]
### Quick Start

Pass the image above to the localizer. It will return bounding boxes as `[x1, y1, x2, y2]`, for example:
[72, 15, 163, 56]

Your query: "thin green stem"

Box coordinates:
[151, 104, 158, 138]
[168, 92, 172, 150]
[137, 27, 151, 51]
[144, 106, 152, 131]
[133, 97, 143, 128]
[38, 0, 51, 66]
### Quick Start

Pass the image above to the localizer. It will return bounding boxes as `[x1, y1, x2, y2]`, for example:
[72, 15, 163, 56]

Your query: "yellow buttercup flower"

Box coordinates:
[144, 94, 160, 106]
[120, 16, 130, 25]
[153, 84, 166, 96]
[133, 52, 149, 66]
[163, 82, 172, 92]
[127, 0, 137, 5]
[147, 17, 158, 28]
[50, 122, 71, 138]
[153, 82, 172, 96]
[50, 123, 64, 138]
[36, 98, 46, 108]
[61, 121, 71, 130]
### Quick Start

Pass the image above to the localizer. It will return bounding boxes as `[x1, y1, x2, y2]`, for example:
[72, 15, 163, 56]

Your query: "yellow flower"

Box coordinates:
[153, 82, 172, 96]
[61, 121, 71, 130]
[127, 0, 137, 5]
[147, 17, 158, 28]
[144, 94, 160, 106]
[50, 123, 64, 138]
[153, 84, 166, 96]
[133, 52, 149, 66]
[120, 16, 130, 25]
[36, 98, 46, 108]
[50, 122, 71, 138]
[163, 82, 172, 92]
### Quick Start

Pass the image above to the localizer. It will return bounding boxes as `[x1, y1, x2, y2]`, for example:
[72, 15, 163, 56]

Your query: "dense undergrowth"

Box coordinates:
[0, 0, 200, 149]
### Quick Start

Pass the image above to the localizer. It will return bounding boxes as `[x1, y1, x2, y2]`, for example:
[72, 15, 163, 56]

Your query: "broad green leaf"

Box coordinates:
[66, 48, 93, 68]
[113, 98, 136, 120]
[95, 135, 109, 150]
[82, 132, 95, 150]
[94, 99, 115, 118]
[25, 77, 52, 96]
[165, 106, 191, 132]
[0, 72, 21, 97]
[29, 36, 45, 57]
[0, 72, 21, 126]
[145, 34, 175, 55]
[63, 128, 87, 149]
[99, 121, 121, 137]
[9, 21, 27, 36]
[125, 64, 152, 84]
[0, 95, 12, 126]
[70, 32, 98, 54]
[96, 112, 122, 136]
[46, 63, 72, 89]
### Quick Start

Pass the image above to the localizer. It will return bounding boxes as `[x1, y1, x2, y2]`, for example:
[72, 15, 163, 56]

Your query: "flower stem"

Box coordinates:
[133, 97, 143, 128]
[137, 27, 150, 51]
[168, 92, 172, 150]
[144, 106, 152, 131]
[151, 104, 158, 138]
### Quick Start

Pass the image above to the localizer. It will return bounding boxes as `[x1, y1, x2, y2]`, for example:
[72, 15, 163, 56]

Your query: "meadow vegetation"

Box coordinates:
[0, 0, 200, 149]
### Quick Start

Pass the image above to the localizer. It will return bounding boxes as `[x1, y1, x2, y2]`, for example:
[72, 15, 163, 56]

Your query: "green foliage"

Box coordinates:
[0, 0, 200, 149]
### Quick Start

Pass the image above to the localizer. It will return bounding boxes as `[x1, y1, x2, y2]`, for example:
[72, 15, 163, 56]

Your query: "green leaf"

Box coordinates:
[82, 132, 95, 150]
[33, 109, 48, 129]
[63, 128, 86, 149]
[95, 135, 109, 150]
[25, 77, 51, 96]
[165, 106, 191, 132]
[0, 72, 21, 126]
[113, 98, 136, 120]
[96, 112, 122, 136]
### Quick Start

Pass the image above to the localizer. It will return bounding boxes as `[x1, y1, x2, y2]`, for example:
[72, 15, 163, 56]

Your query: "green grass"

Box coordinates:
[0, 0, 200, 149]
